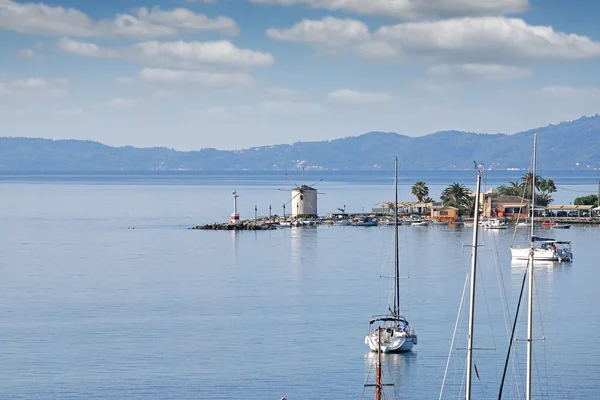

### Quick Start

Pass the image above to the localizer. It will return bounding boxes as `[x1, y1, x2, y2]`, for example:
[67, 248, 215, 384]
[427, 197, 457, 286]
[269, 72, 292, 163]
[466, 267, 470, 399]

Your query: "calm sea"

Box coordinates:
[1, 171, 598, 399]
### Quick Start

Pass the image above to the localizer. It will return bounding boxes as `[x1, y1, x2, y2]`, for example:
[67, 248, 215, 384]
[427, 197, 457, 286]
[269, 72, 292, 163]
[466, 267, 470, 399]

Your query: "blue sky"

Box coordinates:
[1, 0, 600, 150]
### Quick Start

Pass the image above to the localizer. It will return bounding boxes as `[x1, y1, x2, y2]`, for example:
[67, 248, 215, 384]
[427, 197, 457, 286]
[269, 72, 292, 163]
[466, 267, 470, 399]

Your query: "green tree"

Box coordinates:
[441, 182, 471, 212]
[537, 178, 557, 206]
[574, 194, 599, 206]
[422, 196, 435, 204]
[495, 174, 557, 206]
[411, 181, 429, 203]
[460, 195, 478, 217]
[496, 181, 522, 197]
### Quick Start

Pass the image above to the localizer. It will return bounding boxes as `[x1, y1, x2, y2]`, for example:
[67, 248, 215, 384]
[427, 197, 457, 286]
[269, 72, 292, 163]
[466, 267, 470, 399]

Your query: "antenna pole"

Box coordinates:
[526, 133, 537, 400]
[376, 328, 382, 400]
[254, 205, 257, 222]
[283, 203, 286, 218]
[466, 169, 483, 400]
[394, 157, 400, 316]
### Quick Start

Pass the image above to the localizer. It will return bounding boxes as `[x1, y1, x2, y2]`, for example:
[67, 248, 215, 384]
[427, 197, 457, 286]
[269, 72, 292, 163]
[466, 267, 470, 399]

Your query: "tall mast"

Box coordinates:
[526, 133, 537, 400]
[394, 157, 400, 316]
[466, 169, 483, 400]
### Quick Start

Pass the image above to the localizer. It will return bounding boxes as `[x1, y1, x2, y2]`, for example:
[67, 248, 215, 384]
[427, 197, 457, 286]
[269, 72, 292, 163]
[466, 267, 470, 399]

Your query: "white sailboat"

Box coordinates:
[510, 134, 573, 262]
[365, 157, 417, 353]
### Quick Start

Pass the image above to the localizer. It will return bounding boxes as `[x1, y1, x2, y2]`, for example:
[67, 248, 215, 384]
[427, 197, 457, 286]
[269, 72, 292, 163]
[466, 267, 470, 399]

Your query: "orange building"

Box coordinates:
[484, 196, 530, 218]
[430, 206, 460, 222]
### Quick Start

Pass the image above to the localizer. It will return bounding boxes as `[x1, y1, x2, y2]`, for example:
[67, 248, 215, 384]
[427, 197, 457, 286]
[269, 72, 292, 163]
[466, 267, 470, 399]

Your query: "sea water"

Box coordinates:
[0, 171, 598, 399]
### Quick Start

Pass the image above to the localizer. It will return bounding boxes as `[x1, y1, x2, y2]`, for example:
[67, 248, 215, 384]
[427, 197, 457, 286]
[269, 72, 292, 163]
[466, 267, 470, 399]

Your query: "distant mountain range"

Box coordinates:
[1, 114, 599, 171]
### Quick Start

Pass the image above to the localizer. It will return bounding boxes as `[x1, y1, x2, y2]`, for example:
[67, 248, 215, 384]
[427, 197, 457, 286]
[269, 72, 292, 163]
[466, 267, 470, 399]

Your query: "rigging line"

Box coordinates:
[498, 262, 528, 400]
[534, 270, 552, 398]
[490, 230, 512, 339]
[554, 186, 597, 193]
[361, 362, 375, 399]
[475, 238, 500, 382]
[438, 267, 471, 400]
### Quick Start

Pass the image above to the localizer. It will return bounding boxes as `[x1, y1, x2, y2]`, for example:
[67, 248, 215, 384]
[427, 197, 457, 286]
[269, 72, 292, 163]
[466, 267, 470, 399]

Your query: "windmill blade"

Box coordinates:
[284, 191, 302, 206]
[308, 178, 323, 187]
[285, 173, 302, 190]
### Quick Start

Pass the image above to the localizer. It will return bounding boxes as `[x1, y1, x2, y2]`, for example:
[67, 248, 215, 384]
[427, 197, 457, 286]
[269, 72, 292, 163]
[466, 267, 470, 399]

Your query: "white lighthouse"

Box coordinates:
[231, 190, 240, 224]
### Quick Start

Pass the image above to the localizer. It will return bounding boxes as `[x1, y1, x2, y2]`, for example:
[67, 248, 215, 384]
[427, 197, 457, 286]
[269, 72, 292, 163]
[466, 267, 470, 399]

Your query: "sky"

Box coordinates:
[1, 0, 600, 151]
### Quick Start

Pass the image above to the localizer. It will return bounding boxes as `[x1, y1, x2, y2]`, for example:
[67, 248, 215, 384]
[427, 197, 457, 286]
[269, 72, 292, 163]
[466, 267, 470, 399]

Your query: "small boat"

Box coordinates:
[333, 219, 352, 226]
[432, 220, 449, 226]
[483, 218, 508, 229]
[352, 216, 379, 227]
[411, 219, 430, 226]
[365, 157, 417, 353]
[544, 221, 571, 229]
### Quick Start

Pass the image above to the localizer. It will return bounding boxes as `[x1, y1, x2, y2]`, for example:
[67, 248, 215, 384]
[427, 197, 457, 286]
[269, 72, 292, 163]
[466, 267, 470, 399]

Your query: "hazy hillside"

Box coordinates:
[1, 114, 599, 171]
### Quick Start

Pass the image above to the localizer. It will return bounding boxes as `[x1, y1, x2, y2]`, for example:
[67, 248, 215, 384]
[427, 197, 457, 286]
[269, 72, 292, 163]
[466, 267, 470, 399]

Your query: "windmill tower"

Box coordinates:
[279, 168, 323, 218]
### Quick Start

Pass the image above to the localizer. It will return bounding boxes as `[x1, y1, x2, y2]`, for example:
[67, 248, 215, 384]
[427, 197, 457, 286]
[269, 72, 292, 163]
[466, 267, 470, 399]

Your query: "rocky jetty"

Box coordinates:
[192, 220, 277, 230]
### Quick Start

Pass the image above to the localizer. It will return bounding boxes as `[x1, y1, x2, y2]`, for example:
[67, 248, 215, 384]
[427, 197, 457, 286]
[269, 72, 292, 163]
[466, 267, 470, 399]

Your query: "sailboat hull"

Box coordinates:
[511, 246, 573, 262]
[365, 331, 416, 353]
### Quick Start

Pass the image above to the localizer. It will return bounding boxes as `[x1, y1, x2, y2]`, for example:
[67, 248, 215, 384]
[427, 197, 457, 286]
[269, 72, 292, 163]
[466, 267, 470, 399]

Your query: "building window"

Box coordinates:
[440, 211, 448, 216]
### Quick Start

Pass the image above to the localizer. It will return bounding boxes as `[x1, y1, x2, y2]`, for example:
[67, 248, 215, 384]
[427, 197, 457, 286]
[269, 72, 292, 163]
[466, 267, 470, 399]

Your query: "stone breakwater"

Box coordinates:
[191, 220, 277, 230]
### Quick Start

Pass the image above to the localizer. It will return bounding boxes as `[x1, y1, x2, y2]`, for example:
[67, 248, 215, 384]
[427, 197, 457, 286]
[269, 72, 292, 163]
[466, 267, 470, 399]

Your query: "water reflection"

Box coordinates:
[363, 351, 418, 397]
[289, 226, 318, 266]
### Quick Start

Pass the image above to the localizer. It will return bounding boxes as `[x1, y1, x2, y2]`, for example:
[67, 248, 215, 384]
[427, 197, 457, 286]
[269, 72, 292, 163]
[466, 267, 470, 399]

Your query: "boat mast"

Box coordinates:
[376, 328, 383, 400]
[526, 133, 537, 400]
[394, 157, 400, 317]
[466, 169, 483, 400]
[364, 327, 394, 400]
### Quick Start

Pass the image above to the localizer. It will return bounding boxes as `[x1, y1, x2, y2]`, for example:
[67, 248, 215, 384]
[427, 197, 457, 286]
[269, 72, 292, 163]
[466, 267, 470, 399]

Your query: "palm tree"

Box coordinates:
[411, 181, 429, 203]
[441, 182, 471, 209]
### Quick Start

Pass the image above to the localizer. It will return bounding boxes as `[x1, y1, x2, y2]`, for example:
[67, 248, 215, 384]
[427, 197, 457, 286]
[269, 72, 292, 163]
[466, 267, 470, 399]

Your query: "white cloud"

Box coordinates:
[327, 89, 393, 104]
[265, 86, 300, 98]
[58, 38, 275, 69]
[139, 68, 254, 87]
[57, 107, 84, 116]
[106, 98, 136, 109]
[539, 86, 600, 99]
[426, 64, 532, 80]
[133, 6, 238, 35]
[0, 0, 238, 39]
[55, 78, 69, 85]
[129, 40, 274, 68]
[16, 48, 36, 58]
[0, 77, 66, 96]
[267, 17, 369, 53]
[185, 0, 217, 3]
[116, 76, 135, 85]
[258, 101, 324, 115]
[199, 106, 231, 118]
[416, 63, 532, 91]
[58, 37, 116, 57]
[268, 17, 600, 64]
[152, 89, 179, 99]
[34, 41, 44, 49]
[251, 0, 529, 19]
